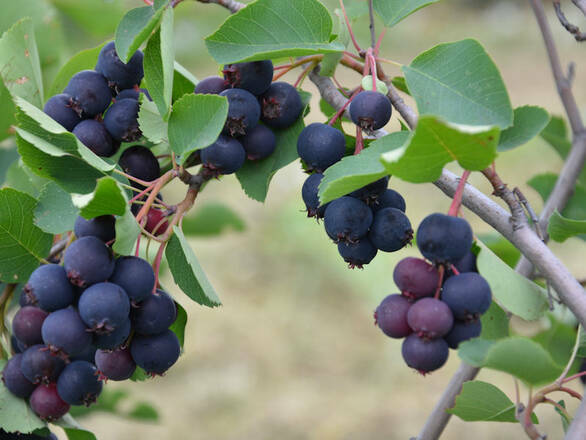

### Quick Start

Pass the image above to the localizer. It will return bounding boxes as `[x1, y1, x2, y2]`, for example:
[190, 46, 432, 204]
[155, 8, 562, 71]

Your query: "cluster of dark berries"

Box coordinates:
[299, 91, 409, 267]
[43, 41, 147, 157]
[0, 429, 57, 440]
[192, 60, 303, 176]
[375, 213, 492, 374]
[3, 215, 180, 423]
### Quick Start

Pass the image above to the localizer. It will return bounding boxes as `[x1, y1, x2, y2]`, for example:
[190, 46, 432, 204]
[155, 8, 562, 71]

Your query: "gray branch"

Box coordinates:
[196, 0, 245, 13]
[573, 0, 586, 15]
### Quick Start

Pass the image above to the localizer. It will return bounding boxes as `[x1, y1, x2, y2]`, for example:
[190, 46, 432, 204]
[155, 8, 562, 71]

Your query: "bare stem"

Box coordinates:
[447, 170, 471, 216]
[554, 1, 586, 41]
[368, 0, 376, 48]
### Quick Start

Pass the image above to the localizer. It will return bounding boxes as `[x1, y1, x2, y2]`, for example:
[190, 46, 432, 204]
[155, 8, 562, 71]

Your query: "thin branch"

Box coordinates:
[368, 0, 376, 49]
[556, 324, 582, 385]
[554, 1, 586, 41]
[196, 0, 245, 13]
[572, 0, 586, 15]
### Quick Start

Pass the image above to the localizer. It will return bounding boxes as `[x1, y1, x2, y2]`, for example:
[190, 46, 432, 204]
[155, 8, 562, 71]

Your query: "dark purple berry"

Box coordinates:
[407, 298, 454, 339]
[260, 82, 303, 129]
[219, 88, 261, 136]
[64, 236, 115, 287]
[23, 264, 75, 312]
[200, 135, 246, 175]
[64, 70, 112, 117]
[323, 196, 373, 243]
[11, 335, 24, 354]
[194, 76, 229, 95]
[301, 173, 328, 219]
[116, 88, 139, 101]
[78, 282, 130, 334]
[2, 354, 36, 398]
[71, 344, 97, 363]
[20, 345, 65, 384]
[119, 145, 161, 184]
[372, 189, 406, 213]
[240, 124, 276, 160]
[130, 330, 180, 375]
[349, 177, 389, 202]
[104, 98, 141, 142]
[223, 60, 273, 95]
[441, 273, 492, 321]
[94, 318, 131, 350]
[453, 250, 478, 274]
[444, 320, 482, 349]
[96, 41, 144, 91]
[109, 256, 155, 304]
[337, 239, 377, 268]
[374, 294, 412, 338]
[349, 90, 392, 131]
[95, 347, 136, 381]
[12, 306, 48, 347]
[43, 94, 82, 131]
[74, 215, 116, 243]
[296, 123, 346, 172]
[393, 257, 439, 300]
[402, 334, 449, 373]
[131, 289, 176, 335]
[368, 207, 413, 252]
[57, 361, 103, 406]
[73, 120, 117, 157]
[30, 383, 70, 421]
[416, 213, 473, 264]
[41, 308, 92, 357]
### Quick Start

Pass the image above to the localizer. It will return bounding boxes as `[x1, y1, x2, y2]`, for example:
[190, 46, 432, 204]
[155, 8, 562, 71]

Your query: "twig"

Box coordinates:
[554, 1, 586, 41]
[196, 0, 245, 13]
[48, 238, 69, 260]
[573, 0, 586, 15]
[514, 188, 544, 240]
[368, 0, 376, 49]
[481, 168, 527, 229]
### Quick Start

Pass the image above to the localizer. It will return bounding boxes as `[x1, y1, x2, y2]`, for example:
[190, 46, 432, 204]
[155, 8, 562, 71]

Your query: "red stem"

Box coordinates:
[328, 87, 362, 126]
[563, 371, 586, 384]
[448, 170, 471, 217]
[129, 182, 157, 204]
[332, 76, 349, 97]
[434, 265, 445, 299]
[152, 241, 167, 294]
[450, 264, 461, 276]
[367, 51, 378, 91]
[559, 386, 582, 400]
[354, 126, 364, 155]
[135, 232, 142, 257]
[339, 0, 362, 54]
[293, 61, 316, 88]
[374, 29, 386, 56]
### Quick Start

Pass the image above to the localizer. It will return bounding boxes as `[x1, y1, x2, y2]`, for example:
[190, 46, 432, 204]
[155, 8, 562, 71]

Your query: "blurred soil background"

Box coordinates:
[3, 0, 586, 439]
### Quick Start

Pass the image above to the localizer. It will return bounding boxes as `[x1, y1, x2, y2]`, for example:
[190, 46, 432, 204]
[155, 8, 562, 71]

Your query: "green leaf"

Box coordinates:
[0, 79, 15, 142]
[403, 39, 513, 128]
[182, 203, 246, 236]
[169, 302, 187, 347]
[391, 76, 410, 95]
[374, 0, 440, 28]
[138, 100, 167, 144]
[112, 208, 140, 256]
[380, 116, 499, 183]
[0, 188, 53, 283]
[205, 0, 344, 64]
[0, 147, 19, 185]
[143, 7, 174, 120]
[0, 18, 44, 108]
[476, 239, 548, 320]
[477, 233, 520, 268]
[318, 132, 408, 204]
[130, 367, 149, 382]
[34, 181, 78, 234]
[172, 61, 198, 102]
[532, 315, 577, 366]
[69, 388, 158, 422]
[480, 301, 509, 340]
[555, 400, 570, 433]
[167, 94, 228, 164]
[165, 226, 221, 307]
[50, 0, 125, 38]
[540, 115, 571, 157]
[115, 2, 168, 63]
[4, 159, 47, 197]
[448, 380, 536, 423]
[62, 427, 97, 440]
[548, 210, 586, 242]
[127, 402, 159, 421]
[498, 106, 550, 151]
[459, 336, 563, 385]
[71, 177, 127, 219]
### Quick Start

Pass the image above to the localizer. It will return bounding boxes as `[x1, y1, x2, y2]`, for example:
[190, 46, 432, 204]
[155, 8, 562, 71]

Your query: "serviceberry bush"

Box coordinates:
[0, 0, 584, 439]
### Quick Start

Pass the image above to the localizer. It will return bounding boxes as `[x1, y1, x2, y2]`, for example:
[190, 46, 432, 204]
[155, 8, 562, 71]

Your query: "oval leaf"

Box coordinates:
[374, 0, 440, 28]
[498, 106, 550, 151]
[548, 210, 586, 242]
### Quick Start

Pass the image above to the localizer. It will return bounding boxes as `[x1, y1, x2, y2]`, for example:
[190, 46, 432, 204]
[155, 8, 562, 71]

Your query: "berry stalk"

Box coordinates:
[447, 170, 471, 217]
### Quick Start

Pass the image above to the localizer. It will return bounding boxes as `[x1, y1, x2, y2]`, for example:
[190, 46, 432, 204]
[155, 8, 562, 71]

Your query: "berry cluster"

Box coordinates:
[2, 217, 180, 422]
[375, 213, 492, 374]
[193, 60, 303, 176]
[300, 90, 411, 268]
[43, 41, 146, 157]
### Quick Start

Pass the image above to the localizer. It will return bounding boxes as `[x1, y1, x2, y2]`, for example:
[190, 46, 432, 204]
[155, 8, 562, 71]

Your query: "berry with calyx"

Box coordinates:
[240, 124, 276, 160]
[95, 347, 136, 381]
[194, 76, 229, 95]
[119, 145, 161, 185]
[260, 82, 303, 129]
[132, 289, 176, 335]
[324, 196, 373, 243]
[374, 294, 412, 338]
[30, 383, 70, 421]
[130, 330, 180, 375]
[109, 256, 155, 304]
[393, 257, 439, 300]
[401, 334, 449, 374]
[349, 177, 389, 203]
[64, 236, 115, 287]
[2, 354, 36, 398]
[372, 189, 406, 213]
[444, 319, 482, 349]
[104, 98, 141, 142]
[407, 298, 454, 339]
[416, 213, 473, 264]
[43, 94, 82, 131]
[219, 88, 261, 136]
[20, 345, 65, 384]
[57, 361, 103, 406]
[73, 120, 117, 157]
[453, 250, 478, 274]
[64, 70, 112, 117]
[337, 239, 378, 268]
[368, 207, 413, 252]
[223, 60, 273, 95]
[96, 41, 144, 91]
[41, 308, 93, 357]
[297, 123, 346, 172]
[12, 306, 48, 347]
[441, 273, 492, 320]
[78, 282, 130, 334]
[94, 318, 131, 350]
[201, 135, 246, 175]
[301, 173, 328, 219]
[23, 264, 75, 312]
[74, 215, 116, 243]
[349, 90, 392, 131]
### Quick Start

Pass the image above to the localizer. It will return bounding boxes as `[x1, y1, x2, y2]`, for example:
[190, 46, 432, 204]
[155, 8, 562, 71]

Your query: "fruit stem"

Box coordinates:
[135, 170, 176, 224]
[272, 55, 323, 82]
[374, 29, 386, 56]
[339, 0, 363, 54]
[152, 241, 167, 293]
[367, 50, 378, 91]
[354, 126, 364, 155]
[434, 265, 445, 299]
[332, 76, 349, 97]
[293, 60, 318, 88]
[113, 169, 157, 188]
[447, 170, 471, 217]
[556, 324, 582, 385]
[328, 86, 361, 126]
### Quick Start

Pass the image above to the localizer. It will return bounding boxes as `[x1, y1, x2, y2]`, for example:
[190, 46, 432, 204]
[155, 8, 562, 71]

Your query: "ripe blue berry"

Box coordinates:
[43, 94, 82, 131]
[240, 124, 276, 160]
[337, 239, 378, 268]
[109, 256, 155, 304]
[323, 196, 373, 243]
[194, 76, 229, 95]
[297, 123, 346, 172]
[219, 88, 261, 136]
[104, 98, 141, 142]
[416, 213, 473, 264]
[71, 344, 97, 363]
[30, 383, 70, 421]
[78, 282, 130, 334]
[20, 345, 65, 384]
[95, 347, 136, 381]
[368, 207, 413, 252]
[64, 236, 115, 287]
[372, 189, 406, 213]
[94, 318, 131, 350]
[349, 177, 389, 202]
[223, 60, 273, 95]
[64, 70, 112, 117]
[74, 215, 116, 243]
[444, 319, 482, 349]
[393, 257, 439, 300]
[349, 91, 392, 131]
[119, 145, 161, 184]
[401, 334, 449, 374]
[96, 41, 144, 91]
[131, 289, 176, 335]
[12, 306, 48, 347]
[374, 294, 412, 339]
[201, 135, 246, 175]
[260, 82, 303, 129]
[2, 354, 36, 398]
[453, 250, 478, 274]
[41, 308, 92, 357]
[301, 173, 328, 219]
[73, 120, 117, 157]
[57, 360, 103, 406]
[441, 273, 492, 320]
[23, 264, 75, 312]
[407, 298, 454, 339]
[130, 330, 180, 375]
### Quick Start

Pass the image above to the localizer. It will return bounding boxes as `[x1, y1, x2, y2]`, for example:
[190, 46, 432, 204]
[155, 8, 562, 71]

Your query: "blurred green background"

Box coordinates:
[4, 0, 586, 438]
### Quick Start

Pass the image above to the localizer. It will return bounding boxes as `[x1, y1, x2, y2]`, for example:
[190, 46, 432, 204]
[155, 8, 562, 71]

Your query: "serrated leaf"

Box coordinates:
[112, 208, 140, 256]
[541, 115, 571, 157]
[71, 177, 127, 219]
[0, 147, 19, 185]
[374, 0, 440, 27]
[318, 131, 408, 204]
[205, 0, 344, 64]
[138, 100, 167, 144]
[480, 301, 509, 340]
[182, 203, 245, 236]
[548, 210, 586, 242]
[4, 159, 47, 198]
[34, 181, 78, 234]
[169, 302, 187, 347]
[476, 239, 548, 320]
[172, 61, 197, 102]
[167, 94, 228, 164]
[380, 116, 499, 183]
[403, 39, 513, 128]
[0, 188, 53, 283]
[165, 226, 221, 307]
[498, 106, 550, 151]
[0, 18, 44, 108]
[0, 79, 15, 142]
[0, 363, 45, 433]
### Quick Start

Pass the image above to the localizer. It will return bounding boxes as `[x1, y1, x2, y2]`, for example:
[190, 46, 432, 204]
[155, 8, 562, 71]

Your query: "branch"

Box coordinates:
[572, 0, 586, 15]
[368, 0, 376, 48]
[554, 1, 586, 41]
[196, 0, 245, 13]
